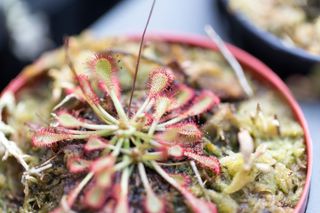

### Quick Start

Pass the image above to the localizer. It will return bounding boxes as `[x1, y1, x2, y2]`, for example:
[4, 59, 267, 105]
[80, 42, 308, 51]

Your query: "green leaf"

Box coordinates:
[32, 128, 72, 147]
[84, 184, 106, 208]
[148, 68, 174, 97]
[56, 112, 81, 128]
[184, 90, 219, 117]
[84, 136, 108, 152]
[168, 84, 194, 111]
[144, 192, 165, 213]
[95, 169, 113, 188]
[67, 157, 91, 173]
[184, 151, 221, 174]
[90, 156, 115, 173]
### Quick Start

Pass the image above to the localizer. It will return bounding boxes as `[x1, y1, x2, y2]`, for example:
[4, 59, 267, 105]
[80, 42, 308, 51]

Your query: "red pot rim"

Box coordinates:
[2, 33, 312, 212]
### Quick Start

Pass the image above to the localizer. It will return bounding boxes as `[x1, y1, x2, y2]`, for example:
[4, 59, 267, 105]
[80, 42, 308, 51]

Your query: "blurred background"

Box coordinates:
[0, 1, 319, 211]
[0, 0, 120, 88]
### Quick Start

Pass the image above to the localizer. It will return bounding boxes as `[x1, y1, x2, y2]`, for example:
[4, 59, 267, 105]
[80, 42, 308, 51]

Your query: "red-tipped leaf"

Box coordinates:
[148, 68, 174, 97]
[77, 74, 100, 105]
[167, 122, 202, 141]
[114, 184, 129, 213]
[179, 187, 218, 213]
[56, 111, 82, 128]
[67, 156, 91, 173]
[167, 145, 184, 158]
[95, 168, 114, 188]
[184, 151, 221, 174]
[144, 192, 165, 213]
[168, 84, 194, 111]
[32, 128, 73, 147]
[169, 173, 191, 187]
[90, 156, 115, 173]
[88, 53, 119, 94]
[184, 90, 220, 117]
[84, 136, 108, 152]
[50, 208, 63, 213]
[84, 184, 107, 209]
[154, 96, 171, 120]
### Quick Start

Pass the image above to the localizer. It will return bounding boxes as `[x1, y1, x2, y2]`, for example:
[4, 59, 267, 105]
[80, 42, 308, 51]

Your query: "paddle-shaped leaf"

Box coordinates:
[169, 173, 191, 187]
[95, 168, 114, 188]
[90, 156, 115, 173]
[184, 151, 220, 174]
[67, 156, 91, 173]
[84, 184, 107, 209]
[84, 136, 108, 152]
[114, 183, 129, 213]
[179, 187, 217, 213]
[32, 128, 73, 147]
[184, 90, 220, 117]
[144, 192, 165, 213]
[154, 96, 171, 120]
[167, 122, 202, 141]
[152, 162, 217, 213]
[168, 84, 194, 111]
[77, 74, 100, 105]
[56, 111, 82, 128]
[167, 145, 184, 158]
[89, 53, 119, 94]
[148, 68, 174, 97]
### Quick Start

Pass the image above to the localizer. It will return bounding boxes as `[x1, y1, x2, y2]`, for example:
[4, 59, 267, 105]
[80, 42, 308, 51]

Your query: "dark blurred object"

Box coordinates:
[217, 0, 320, 78]
[286, 65, 320, 102]
[0, 0, 121, 89]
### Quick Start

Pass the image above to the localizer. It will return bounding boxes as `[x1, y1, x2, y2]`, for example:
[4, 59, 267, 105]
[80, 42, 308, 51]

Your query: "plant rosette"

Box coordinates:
[0, 33, 312, 213]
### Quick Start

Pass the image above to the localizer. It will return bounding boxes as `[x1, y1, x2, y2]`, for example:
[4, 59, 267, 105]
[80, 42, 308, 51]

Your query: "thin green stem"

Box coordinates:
[151, 161, 180, 189]
[101, 136, 118, 155]
[114, 158, 132, 171]
[133, 131, 151, 142]
[112, 138, 124, 157]
[81, 123, 118, 131]
[110, 91, 128, 123]
[121, 167, 131, 192]
[52, 94, 76, 111]
[190, 161, 205, 187]
[123, 138, 130, 149]
[96, 105, 119, 124]
[133, 96, 151, 120]
[157, 117, 183, 128]
[142, 152, 164, 161]
[148, 121, 158, 136]
[114, 166, 132, 213]
[92, 105, 116, 125]
[102, 144, 132, 155]
[157, 161, 189, 166]
[67, 172, 94, 207]
[138, 163, 153, 193]
[190, 161, 210, 200]
[150, 140, 163, 148]
[144, 98, 155, 113]
[131, 137, 142, 147]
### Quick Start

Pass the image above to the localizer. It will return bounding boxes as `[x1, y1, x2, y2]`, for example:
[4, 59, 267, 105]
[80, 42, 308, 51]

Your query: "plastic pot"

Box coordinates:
[2, 33, 312, 213]
[217, 0, 320, 77]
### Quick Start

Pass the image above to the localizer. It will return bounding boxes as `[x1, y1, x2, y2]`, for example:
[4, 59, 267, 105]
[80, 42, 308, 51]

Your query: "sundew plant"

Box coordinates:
[0, 0, 307, 212]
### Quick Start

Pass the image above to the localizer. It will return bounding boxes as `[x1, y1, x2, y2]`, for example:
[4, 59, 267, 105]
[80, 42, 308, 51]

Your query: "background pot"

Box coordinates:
[217, 0, 320, 77]
[2, 33, 312, 213]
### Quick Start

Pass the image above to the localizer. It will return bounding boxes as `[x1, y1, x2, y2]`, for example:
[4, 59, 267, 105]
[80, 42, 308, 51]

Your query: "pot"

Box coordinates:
[217, 0, 320, 77]
[2, 33, 312, 212]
